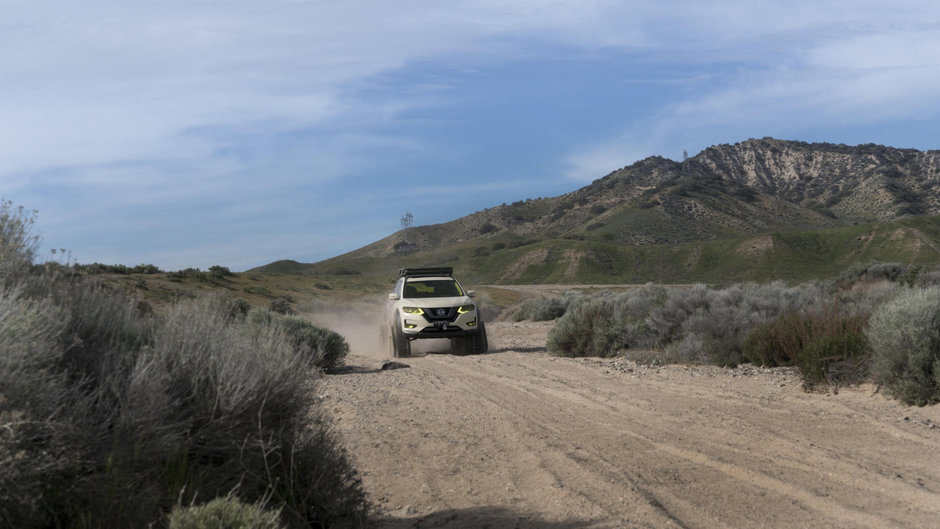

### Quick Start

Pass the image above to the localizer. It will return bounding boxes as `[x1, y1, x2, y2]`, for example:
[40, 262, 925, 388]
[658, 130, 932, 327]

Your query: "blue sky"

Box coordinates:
[3, 1, 940, 271]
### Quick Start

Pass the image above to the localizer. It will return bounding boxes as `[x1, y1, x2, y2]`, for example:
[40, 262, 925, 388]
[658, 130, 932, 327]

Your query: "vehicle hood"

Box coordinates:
[401, 296, 472, 308]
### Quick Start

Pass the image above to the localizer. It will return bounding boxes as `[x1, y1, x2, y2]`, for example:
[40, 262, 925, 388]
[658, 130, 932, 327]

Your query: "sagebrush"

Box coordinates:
[545, 280, 890, 392]
[511, 291, 579, 321]
[0, 202, 366, 528]
[867, 287, 940, 405]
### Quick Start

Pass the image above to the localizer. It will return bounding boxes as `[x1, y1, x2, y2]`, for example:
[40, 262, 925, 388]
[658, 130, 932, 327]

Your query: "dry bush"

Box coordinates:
[0, 200, 39, 285]
[656, 282, 830, 366]
[511, 291, 579, 322]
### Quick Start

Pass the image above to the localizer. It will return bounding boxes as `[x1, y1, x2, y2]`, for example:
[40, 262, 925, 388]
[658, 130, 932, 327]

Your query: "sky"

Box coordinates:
[3, 1, 940, 271]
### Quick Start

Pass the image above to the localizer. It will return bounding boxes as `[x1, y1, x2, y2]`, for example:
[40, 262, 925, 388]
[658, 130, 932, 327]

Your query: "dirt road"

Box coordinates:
[318, 320, 940, 528]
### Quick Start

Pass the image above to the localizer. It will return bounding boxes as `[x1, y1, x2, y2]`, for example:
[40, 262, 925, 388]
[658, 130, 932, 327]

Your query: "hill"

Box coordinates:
[253, 138, 940, 284]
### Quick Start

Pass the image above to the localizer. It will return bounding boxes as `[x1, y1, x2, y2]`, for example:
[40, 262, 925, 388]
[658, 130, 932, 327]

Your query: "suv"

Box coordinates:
[384, 267, 488, 357]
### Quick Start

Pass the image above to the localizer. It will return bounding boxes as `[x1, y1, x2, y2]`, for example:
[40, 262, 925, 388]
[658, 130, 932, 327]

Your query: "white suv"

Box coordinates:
[384, 267, 488, 357]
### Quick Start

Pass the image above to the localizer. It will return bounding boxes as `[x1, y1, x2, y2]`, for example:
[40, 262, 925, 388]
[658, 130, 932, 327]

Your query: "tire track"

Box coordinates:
[320, 331, 940, 528]
[421, 352, 940, 528]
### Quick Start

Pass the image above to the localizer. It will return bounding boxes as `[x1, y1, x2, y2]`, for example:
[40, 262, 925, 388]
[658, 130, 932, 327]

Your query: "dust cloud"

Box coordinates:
[305, 302, 389, 359]
[304, 300, 457, 359]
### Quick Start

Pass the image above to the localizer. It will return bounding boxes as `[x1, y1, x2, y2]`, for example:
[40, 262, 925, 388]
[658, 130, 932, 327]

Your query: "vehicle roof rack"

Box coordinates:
[399, 267, 454, 278]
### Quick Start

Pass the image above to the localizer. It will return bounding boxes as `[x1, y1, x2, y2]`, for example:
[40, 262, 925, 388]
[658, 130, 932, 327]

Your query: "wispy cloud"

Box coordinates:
[5, 1, 940, 267]
[563, 2, 940, 181]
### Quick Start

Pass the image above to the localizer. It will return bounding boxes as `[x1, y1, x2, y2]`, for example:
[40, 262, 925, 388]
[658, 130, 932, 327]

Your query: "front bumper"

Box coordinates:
[398, 309, 480, 338]
[405, 324, 481, 339]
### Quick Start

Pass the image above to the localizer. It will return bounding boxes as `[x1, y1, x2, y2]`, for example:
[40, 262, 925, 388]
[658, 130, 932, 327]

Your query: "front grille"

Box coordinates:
[422, 307, 457, 322]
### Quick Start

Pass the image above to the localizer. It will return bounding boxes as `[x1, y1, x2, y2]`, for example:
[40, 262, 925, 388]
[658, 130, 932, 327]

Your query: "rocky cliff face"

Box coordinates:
[694, 138, 940, 221]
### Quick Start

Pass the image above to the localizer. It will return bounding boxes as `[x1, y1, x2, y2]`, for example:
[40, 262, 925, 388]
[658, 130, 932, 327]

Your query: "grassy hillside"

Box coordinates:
[247, 214, 940, 288]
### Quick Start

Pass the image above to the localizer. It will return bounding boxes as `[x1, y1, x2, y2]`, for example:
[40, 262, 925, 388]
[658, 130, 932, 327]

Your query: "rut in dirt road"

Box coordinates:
[319, 326, 940, 529]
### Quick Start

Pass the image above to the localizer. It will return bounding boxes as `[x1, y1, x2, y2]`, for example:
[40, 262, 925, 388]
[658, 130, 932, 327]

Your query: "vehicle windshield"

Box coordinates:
[403, 279, 464, 298]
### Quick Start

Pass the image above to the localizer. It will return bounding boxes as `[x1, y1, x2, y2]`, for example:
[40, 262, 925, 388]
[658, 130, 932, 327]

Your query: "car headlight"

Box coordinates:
[402, 306, 424, 315]
[457, 304, 475, 314]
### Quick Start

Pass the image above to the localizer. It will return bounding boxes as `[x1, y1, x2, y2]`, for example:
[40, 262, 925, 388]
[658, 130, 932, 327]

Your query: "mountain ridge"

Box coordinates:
[253, 138, 940, 283]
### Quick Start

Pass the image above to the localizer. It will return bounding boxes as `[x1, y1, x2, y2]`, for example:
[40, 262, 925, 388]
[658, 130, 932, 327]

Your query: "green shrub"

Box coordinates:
[741, 311, 811, 367]
[73, 263, 163, 275]
[863, 263, 905, 282]
[742, 306, 870, 388]
[169, 496, 283, 529]
[479, 222, 498, 235]
[269, 297, 294, 315]
[246, 309, 349, 371]
[167, 267, 210, 282]
[244, 285, 274, 297]
[211, 296, 251, 322]
[209, 265, 233, 277]
[798, 331, 869, 388]
[838, 261, 908, 285]
[868, 287, 940, 405]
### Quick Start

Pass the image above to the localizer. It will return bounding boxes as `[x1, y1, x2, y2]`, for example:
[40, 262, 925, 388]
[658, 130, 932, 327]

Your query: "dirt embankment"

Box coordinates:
[318, 318, 940, 529]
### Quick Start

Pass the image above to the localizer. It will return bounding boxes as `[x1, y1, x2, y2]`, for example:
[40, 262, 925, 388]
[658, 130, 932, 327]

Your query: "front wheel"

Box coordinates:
[391, 323, 411, 358]
[450, 336, 467, 355]
[464, 321, 488, 355]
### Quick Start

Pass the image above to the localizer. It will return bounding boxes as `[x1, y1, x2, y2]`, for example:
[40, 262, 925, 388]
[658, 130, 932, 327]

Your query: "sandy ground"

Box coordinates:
[317, 318, 940, 529]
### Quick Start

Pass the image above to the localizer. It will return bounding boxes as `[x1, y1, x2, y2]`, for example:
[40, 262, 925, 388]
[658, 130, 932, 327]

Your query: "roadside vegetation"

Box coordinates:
[510, 291, 580, 322]
[526, 262, 940, 405]
[0, 201, 367, 528]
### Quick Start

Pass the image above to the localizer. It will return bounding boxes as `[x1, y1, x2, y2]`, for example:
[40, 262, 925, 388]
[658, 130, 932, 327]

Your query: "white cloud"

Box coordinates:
[2, 1, 645, 182]
[562, 2, 940, 180]
[6, 0, 940, 266]
[7, 1, 938, 175]
[564, 139, 657, 182]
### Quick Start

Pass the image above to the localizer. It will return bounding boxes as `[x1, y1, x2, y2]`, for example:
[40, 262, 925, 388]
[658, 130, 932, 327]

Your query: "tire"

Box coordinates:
[391, 321, 411, 358]
[465, 321, 488, 355]
[450, 336, 467, 355]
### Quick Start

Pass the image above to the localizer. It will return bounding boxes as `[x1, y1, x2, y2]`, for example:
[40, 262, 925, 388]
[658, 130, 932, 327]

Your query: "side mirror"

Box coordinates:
[388, 293, 400, 301]
[467, 290, 476, 297]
